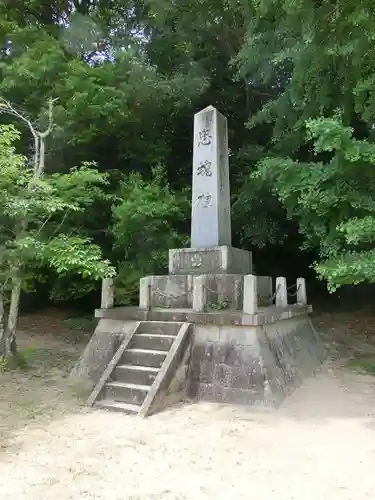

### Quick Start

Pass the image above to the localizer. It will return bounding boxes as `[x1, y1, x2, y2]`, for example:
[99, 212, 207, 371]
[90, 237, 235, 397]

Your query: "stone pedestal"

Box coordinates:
[169, 246, 252, 275]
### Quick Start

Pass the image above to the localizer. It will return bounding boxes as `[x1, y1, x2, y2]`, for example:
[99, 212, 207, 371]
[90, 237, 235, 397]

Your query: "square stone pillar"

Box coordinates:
[191, 106, 231, 248]
[297, 277, 307, 305]
[243, 275, 258, 314]
[275, 276, 288, 307]
[101, 278, 114, 309]
[192, 275, 208, 312]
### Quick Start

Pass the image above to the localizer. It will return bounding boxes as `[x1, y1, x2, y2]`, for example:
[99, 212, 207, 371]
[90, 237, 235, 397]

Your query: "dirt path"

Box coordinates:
[2, 309, 375, 499]
[1, 360, 375, 500]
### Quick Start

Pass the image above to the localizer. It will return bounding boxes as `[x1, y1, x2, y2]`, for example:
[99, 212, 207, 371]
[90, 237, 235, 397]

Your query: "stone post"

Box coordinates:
[101, 278, 114, 309]
[296, 277, 307, 305]
[275, 277, 288, 308]
[192, 275, 208, 312]
[139, 277, 152, 309]
[243, 274, 258, 314]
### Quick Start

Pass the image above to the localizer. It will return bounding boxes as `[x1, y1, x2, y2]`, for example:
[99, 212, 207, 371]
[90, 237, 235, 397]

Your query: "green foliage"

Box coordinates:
[234, 2, 375, 288]
[237, 1, 375, 152]
[257, 117, 375, 291]
[112, 166, 189, 303]
[0, 125, 115, 302]
[204, 298, 230, 312]
[0, 355, 7, 372]
[347, 355, 375, 377]
[0, 350, 29, 371]
[4, 0, 375, 301]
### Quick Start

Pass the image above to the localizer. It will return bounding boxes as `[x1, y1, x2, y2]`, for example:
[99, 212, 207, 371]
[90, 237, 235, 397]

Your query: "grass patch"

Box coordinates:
[0, 346, 37, 373]
[347, 355, 375, 376]
[63, 315, 97, 332]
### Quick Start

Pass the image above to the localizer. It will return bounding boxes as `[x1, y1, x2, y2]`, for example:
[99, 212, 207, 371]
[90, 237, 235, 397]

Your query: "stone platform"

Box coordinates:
[73, 303, 324, 411]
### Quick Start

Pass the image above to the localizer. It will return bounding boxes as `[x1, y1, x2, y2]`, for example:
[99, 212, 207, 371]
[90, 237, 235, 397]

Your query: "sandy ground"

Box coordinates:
[1, 311, 375, 499]
[2, 364, 375, 498]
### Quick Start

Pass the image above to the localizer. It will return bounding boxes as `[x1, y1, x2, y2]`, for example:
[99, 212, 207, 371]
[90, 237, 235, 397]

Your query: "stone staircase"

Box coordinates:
[87, 321, 191, 417]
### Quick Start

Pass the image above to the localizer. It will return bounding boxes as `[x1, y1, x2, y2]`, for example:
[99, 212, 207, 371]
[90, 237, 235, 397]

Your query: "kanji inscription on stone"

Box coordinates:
[191, 105, 231, 248]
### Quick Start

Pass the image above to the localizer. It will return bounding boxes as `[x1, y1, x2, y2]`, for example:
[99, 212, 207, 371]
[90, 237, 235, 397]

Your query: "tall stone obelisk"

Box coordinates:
[168, 105, 251, 276]
[190, 106, 231, 248]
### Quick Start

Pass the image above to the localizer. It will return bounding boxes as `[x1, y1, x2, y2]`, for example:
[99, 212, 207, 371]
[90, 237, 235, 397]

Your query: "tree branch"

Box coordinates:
[0, 97, 40, 171]
[39, 98, 58, 139]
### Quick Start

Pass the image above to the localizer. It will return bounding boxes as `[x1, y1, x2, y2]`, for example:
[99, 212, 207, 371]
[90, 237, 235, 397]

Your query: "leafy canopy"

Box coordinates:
[0, 124, 115, 300]
[257, 116, 375, 291]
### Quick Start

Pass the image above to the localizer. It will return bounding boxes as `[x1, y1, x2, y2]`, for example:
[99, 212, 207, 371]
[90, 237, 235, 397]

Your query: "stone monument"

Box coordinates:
[191, 105, 231, 248]
[141, 105, 253, 311]
[73, 105, 324, 416]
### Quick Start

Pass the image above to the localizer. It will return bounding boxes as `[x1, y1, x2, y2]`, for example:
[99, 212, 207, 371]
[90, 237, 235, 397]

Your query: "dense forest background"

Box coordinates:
[2, 0, 375, 311]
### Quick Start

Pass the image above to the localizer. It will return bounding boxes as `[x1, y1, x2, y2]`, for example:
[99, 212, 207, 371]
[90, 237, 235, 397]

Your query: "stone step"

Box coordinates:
[114, 364, 159, 385]
[105, 381, 150, 406]
[130, 333, 176, 351]
[121, 348, 167, 368]
[137, 321, 183, 336]
[94, 399, 141, 415]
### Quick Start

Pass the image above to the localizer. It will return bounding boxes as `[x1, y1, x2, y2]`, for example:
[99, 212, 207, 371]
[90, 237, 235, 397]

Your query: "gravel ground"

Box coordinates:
[2, 360, 375, 500]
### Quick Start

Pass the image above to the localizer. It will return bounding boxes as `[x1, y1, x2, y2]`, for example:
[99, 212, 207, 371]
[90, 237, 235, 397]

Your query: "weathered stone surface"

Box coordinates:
[188, 315, 324, 408]
[101, 278, 114, 309]
[191, 106, 231, 248]
[169, 246, 252, 275]
[275, 276, 288, 307]
[192, 273, 244, 311]
[218, 325, 257, 345]
[189, 382, 265, 406]
[147, 275, 193, 308]
[259, 317, 325, 403]
[70, 319, 138, 385]
[296, 277, 307, 305]
[95, 304, 313, 326]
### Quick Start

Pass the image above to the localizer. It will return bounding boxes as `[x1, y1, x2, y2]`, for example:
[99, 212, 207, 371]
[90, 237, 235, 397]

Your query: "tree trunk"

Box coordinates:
[0, 292, 8, 356]
[6, 274, 22, 356]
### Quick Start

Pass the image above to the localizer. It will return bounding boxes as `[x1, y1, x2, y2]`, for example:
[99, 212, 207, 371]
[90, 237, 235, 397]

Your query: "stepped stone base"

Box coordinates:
[72, 306, 324, 412]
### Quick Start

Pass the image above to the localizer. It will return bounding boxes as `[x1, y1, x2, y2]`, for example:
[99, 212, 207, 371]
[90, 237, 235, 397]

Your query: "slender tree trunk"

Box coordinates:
[0, 292, 7, 356]
[6, 272, 22, 355]
[38, 137, 45, 177]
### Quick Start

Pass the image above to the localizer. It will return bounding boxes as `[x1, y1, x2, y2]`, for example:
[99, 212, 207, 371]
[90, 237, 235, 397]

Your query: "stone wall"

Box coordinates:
[188, 316, 324, 407]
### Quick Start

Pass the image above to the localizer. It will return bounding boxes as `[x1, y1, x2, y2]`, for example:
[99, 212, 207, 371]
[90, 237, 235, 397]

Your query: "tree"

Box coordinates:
[0, 118, 115, 360]
[0, 0, 321, 306]
[236, 1, 375, 288]
[111, 166, 189, 304]
[257, 116, 375, 291]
